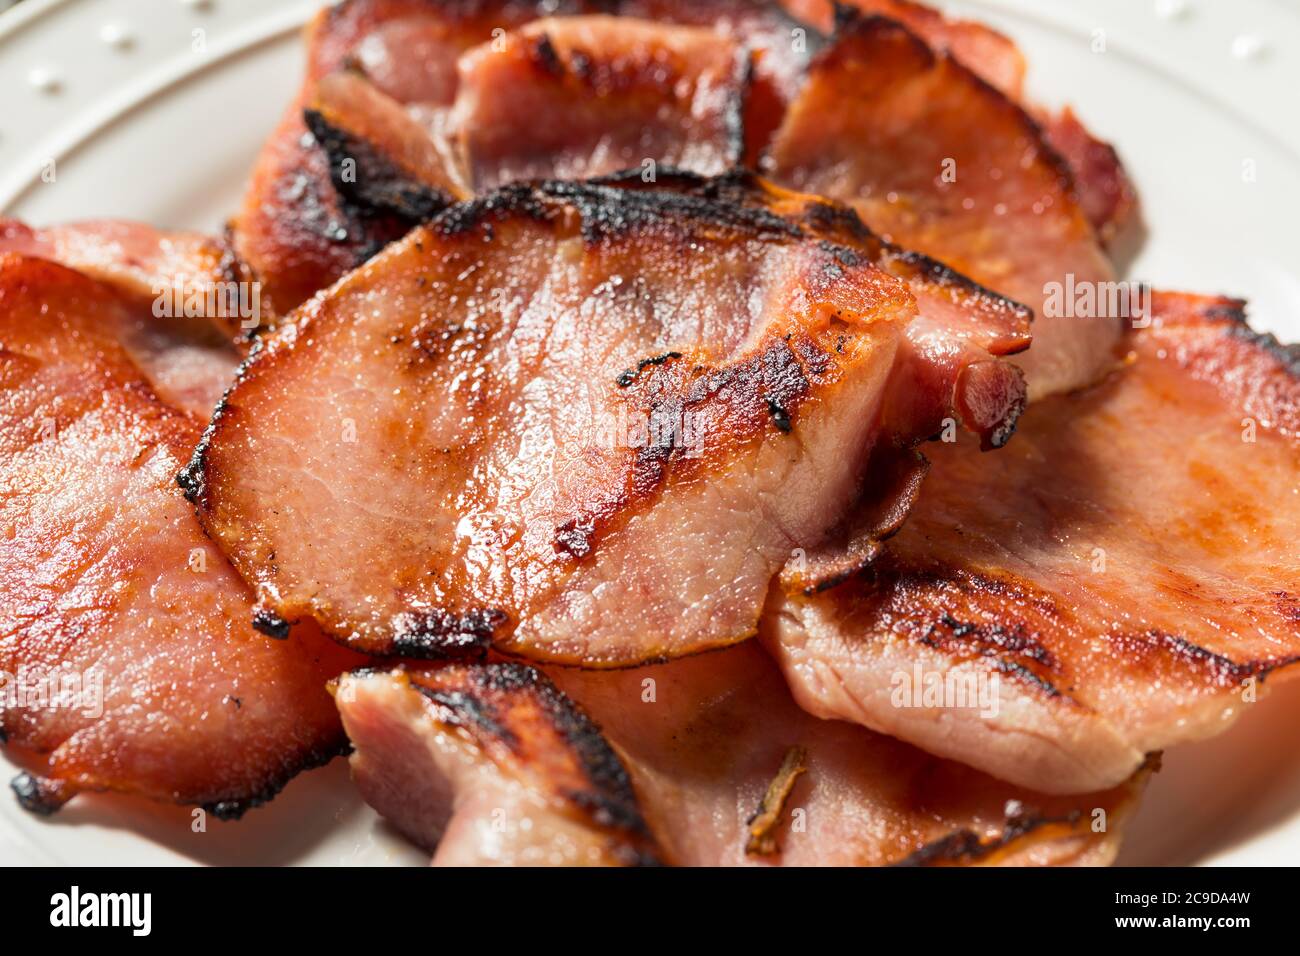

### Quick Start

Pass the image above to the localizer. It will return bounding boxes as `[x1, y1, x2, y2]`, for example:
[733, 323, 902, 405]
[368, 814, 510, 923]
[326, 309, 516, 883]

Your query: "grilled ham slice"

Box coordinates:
[778, 0, 1136, 244]
[764, 292, 1300, 793]
[335, 663, 660, 865]
[184, 179, 1030, 665]
[0, 219, 248, 418]
[234, 0, 596, 311]
[185, 181, 913, 664]
[235, 0, 817, 310]
[455, 16, 748, 189]
[336, 645, 1149, 865]
[768, 13, 1121, 399]
[0, 254, 360, 815]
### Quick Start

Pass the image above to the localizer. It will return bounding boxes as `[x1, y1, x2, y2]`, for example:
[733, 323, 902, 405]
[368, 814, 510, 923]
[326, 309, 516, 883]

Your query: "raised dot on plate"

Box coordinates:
[1230, 34, 1266, 60]
[1154, 0, 1190, 20]
[27, 67, 60, 93]
[100, 23, 133, 50]
[180, 0, 214, 9]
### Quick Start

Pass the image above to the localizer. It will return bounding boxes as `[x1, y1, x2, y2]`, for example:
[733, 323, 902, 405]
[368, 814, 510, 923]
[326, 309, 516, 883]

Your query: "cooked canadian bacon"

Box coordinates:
[0, 220, 246, 419]
[455, 17, 748, 189]
[779, 0, 1136, 243]
[306, 69, 470, 224]
[763, 292, 1300, 793]
[780, 0, 1025, 97]
[768, 13, 1120, 399]
[335, 663, 660, 865]
[185, 181, 940, 664]
[336, 646, 1149, 865]
[674, 172, 1031, 451]
[0, 255, 360, 815]
[234, 0, 597, 311]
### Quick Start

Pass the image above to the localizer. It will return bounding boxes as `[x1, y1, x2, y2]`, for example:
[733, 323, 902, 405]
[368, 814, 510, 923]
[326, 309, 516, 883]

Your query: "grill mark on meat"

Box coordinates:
[766, 293, 1300, 792]
[338, 662, 661, 864]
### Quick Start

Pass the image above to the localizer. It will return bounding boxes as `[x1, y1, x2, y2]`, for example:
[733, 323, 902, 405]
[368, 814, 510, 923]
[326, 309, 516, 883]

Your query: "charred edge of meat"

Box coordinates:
[275, 129, 396, 269]
[434, 178, 808, 246]
[304, 107, 453, 226]
[1136, 630, 1300, 687]
[252, 608, 292, 639]
[216, 224, 271, 339]
[411, 662, 653, 837]
[389, 608, 507, 659]
[725, 47, 752, 167]
[744, 745, 807, 856]
[981, 384, 1026, 450]
[176, 336, 267, 507]
[824, 9, 1086, 226]
[1223, 323, 1300, 379]
[892, 807, 1083, 867]
[10, 772, 71, 816]
[203, 737, 350, 821]
[596, 166, 1034, 338]
[8, 735, 347, 820]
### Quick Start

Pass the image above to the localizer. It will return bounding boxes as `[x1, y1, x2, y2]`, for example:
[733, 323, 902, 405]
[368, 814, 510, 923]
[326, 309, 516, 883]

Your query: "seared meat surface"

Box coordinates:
[765, 294, 1300, 792]
[0, 255, 360, 815]
[337, 645, 1149, 865]
[188, 179, 999, 665]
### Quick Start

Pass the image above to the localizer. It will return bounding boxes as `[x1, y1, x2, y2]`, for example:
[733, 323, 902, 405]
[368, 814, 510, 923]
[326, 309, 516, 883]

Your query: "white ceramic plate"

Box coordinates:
[1, 0, 1298, 866]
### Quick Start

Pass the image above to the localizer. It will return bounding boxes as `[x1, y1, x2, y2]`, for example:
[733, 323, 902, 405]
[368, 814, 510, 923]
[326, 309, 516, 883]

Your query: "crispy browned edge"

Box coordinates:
[354, 660, 662, 864]
[894, 756, 1160, 867]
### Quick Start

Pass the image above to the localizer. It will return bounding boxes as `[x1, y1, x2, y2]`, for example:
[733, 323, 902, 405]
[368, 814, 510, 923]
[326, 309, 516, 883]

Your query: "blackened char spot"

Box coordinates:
[766, 397, 792, 432]
[304, 107, 452, 226]
[390, 608, 506, 659]
[616, 351, 683, 388]
[531, 32, 564, 76]
[892, 808, 1081, 867]
[10, 772, 71, 816]
[252, 608, 291, 640]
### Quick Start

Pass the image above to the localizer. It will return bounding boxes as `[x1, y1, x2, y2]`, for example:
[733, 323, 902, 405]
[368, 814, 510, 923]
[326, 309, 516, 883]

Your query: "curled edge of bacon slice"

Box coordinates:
[763, 291, 1300, 794]
[336, 645, 1152, 866]
[767, 10, 1121, 401]
[0, 248, 361, 817]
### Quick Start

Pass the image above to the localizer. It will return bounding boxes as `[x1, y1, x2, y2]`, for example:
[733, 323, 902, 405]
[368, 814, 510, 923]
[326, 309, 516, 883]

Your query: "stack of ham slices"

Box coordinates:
[2, 0, 1296, 866]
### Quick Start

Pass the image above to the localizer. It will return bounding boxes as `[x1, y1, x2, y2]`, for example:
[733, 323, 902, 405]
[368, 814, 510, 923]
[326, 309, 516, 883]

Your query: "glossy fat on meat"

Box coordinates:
[0, 255, 361, 815]
[186, 180, 932, 665]
[764, 292, 1300, 793]
[336, 646, 1149, 865]
[768, 13, 1121, 399]
[455, 16, 748, 189]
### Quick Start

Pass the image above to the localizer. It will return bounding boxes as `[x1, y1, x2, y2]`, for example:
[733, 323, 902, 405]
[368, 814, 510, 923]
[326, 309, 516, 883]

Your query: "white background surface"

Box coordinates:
[0, 0, 1298, 866]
